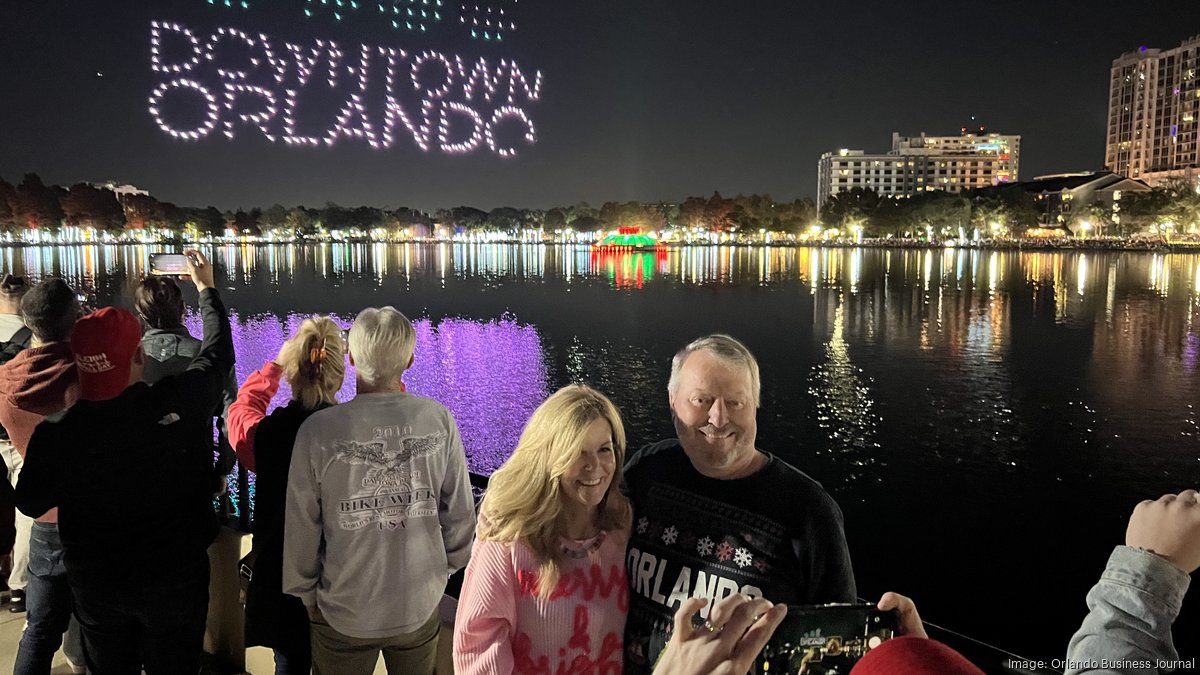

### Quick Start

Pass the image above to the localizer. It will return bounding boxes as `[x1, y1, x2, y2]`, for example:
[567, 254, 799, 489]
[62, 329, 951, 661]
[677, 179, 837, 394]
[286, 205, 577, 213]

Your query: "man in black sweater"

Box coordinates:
[16, 250, 233, 674]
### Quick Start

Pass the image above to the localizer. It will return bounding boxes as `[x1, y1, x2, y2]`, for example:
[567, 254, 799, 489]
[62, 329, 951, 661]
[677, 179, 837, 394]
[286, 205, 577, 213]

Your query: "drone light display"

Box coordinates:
[147, 18, 543, 156]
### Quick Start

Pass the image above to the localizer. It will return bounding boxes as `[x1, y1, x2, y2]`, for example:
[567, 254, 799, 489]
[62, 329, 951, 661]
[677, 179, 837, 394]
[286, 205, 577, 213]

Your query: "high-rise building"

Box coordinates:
[817, 129, 1020, 209]
[1105, 36, 1200, 185]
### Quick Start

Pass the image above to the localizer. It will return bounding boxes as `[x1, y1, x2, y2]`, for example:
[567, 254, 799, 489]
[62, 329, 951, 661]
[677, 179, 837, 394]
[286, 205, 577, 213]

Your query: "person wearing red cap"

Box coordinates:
[15, 250, 235, 675]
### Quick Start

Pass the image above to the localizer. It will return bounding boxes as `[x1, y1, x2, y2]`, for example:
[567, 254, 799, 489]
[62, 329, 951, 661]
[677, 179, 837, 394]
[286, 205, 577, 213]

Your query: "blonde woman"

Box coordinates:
[227, 317, 346, 675]
[454, 384, 632, 674]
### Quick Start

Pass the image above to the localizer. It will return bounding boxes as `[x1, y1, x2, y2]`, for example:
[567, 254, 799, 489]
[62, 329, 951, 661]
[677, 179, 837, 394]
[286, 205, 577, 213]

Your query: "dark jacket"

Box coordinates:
[141, 325, 239, 477]
[246, 399, 327, 650]
[15, 288, 234, 589]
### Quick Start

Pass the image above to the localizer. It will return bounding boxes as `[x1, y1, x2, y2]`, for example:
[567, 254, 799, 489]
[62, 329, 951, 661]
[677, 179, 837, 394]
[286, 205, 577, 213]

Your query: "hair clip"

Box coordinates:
[308, 337, 329, 371]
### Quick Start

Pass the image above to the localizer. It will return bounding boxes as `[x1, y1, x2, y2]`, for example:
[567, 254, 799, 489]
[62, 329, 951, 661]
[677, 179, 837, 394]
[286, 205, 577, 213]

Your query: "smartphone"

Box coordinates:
[755, 603, 897, 674]
[148, 253, 191, 276]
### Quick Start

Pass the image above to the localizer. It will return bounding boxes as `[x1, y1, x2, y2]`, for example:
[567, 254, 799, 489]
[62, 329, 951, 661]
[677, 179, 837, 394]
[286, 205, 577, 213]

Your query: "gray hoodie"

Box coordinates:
[283, 391, 475, 638]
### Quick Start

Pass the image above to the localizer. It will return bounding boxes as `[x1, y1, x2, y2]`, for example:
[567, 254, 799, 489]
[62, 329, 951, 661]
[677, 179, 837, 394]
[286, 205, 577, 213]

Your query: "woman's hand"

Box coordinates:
[183, 249, 215, 291]
[653, 594, 787, 675]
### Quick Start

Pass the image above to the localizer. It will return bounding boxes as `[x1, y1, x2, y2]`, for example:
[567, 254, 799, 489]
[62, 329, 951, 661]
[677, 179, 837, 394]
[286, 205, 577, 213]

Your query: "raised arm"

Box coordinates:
[1065, 491, 1198, 675]
[227, 361, 283, 473]
[453, 538, 518, 675]
[164, 251, 235, 419]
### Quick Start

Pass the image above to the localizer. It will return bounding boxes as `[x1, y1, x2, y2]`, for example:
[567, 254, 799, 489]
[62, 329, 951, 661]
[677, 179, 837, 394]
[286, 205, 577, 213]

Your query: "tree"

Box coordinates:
[1119, 189, 1172, 234]
[652, 202, 680, 229]
[1162, 178, 1200, 234]
[259, 204, 289, 233]
[821, 187, 880, 229]
[705, 192, 736, 232]
[11, 173, 65, 232]
[350, 206, 384, 230]
[487, 207, 523, 231]
[286, 206, 317, 236]
[122, 193, 169, 231]
[61, 184, 126, 232]
[543, 207, 566, 230]
[968, 186, 1041, 235]
[1068, 201, 1115, 237]
[232, 208, 262, 236]
[679, 197, 707, 230]
[570, 215, 601, 232]
[908, 192, 970, 237]
[319, 202, 353, 231]
[777, 198, 817, 235]
[564, 202, 598, 224]
[866, 197, 914, 237]
[447, 206, 487, 230]
[0, 178, 14, 232]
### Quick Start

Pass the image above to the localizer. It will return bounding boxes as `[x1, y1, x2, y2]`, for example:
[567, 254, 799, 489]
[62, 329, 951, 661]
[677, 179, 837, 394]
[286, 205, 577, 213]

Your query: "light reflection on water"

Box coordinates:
[182, 311, 549, 479]
[7, 243, 1200, 661]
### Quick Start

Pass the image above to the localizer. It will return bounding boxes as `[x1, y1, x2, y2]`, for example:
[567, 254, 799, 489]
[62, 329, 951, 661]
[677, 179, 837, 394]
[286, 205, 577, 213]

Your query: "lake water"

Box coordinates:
[7, 243, 1200, 663]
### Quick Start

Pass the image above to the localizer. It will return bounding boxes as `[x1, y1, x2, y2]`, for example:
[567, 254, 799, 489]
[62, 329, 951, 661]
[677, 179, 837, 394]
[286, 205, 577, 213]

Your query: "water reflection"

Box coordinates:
[7, 243, 1200, 659]
[808, 295, 881, 488]
[183, 310, 549, 478]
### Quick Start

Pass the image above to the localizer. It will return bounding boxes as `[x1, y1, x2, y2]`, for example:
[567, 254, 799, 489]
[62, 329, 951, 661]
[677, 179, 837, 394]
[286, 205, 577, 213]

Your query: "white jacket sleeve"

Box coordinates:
[1064, 546, 1191, 675]
[283, 419, 324, 607]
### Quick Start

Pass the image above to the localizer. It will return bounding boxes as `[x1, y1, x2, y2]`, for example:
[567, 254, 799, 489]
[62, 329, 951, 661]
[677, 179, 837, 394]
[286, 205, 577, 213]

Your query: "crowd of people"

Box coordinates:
[0, 250, 1195, 675]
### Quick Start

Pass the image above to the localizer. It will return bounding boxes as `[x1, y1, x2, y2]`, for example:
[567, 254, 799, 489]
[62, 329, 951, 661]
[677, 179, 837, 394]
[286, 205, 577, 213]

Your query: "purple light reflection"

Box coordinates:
[185, 311, 549, 514]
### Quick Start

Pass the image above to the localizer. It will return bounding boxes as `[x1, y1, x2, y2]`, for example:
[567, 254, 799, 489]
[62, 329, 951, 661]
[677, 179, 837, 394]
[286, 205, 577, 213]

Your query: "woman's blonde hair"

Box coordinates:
[278, 316, 346, 410]
[480, 384, 632, 597]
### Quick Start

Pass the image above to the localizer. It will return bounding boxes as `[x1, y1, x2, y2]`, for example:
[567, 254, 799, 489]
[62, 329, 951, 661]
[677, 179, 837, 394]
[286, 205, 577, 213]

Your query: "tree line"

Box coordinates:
[0, 173, 819, 238]
[4, 171, 1196, 239]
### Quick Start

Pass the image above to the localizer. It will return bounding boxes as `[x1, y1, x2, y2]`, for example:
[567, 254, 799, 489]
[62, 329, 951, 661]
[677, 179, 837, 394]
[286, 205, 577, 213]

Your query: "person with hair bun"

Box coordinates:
[134, 275, 238, 496]
[227, 316, 347, 675]
[454, 384, 632, 674]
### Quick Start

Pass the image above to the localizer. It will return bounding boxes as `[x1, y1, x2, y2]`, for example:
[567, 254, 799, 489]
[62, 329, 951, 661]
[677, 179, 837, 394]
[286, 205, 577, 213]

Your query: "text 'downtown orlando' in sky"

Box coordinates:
[147, 1, 543, 157]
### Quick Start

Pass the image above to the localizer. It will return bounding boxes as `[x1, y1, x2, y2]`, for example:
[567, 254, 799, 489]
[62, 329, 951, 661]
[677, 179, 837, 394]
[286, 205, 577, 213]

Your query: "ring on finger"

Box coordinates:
[701, 620, 723, 637]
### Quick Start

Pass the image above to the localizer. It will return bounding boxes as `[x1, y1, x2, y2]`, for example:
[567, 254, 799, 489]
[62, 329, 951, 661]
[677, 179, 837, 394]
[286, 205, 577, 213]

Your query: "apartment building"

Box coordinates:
[1105, 35, 1200, 185]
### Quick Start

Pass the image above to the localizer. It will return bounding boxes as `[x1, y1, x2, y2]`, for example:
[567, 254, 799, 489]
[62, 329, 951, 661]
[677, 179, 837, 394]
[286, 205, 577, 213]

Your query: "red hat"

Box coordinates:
[70, 307, 143, 401]
[850, 637, 985, 675]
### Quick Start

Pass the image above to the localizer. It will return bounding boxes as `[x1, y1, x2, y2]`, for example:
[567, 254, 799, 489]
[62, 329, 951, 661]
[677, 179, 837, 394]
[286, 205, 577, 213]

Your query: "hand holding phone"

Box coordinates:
[148, 251, 214, 291]
[148, 253, 190, 276]
[755, 603, 898, 674]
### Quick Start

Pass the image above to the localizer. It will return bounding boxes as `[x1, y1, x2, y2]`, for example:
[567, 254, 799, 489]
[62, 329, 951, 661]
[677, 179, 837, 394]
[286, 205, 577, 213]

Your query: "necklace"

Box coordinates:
[560, 529, 607, 559]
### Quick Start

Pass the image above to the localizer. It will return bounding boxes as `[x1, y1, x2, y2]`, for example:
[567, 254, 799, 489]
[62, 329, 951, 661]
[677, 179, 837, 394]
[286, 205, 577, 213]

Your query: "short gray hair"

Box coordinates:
[348, 306, 416, 388]
[667, 334, 761, 407]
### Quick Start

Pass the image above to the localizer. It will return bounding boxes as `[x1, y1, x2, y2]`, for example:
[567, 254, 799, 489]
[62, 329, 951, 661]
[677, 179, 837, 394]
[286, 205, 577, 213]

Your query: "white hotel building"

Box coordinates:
[817, 131, 1021, 209]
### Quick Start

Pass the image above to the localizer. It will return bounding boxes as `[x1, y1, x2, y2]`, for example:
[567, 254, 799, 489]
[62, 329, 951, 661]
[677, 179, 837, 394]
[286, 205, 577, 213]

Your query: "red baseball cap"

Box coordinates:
[70, 307, 143, 401]
[850, 636, 985, 675]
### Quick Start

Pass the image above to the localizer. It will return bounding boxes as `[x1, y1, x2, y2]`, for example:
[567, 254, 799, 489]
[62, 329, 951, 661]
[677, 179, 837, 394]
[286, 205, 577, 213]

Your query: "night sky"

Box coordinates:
[0, 0, 1197, 211]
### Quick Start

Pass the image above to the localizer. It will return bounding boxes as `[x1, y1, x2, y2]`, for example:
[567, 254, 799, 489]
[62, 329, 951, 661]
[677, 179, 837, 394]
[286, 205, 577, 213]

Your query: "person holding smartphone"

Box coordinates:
[16, 250, 234, 674]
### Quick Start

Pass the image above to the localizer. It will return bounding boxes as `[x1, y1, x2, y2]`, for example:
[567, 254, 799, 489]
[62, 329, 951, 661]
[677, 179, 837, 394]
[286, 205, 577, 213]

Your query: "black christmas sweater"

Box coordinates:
[622, 439, 856, 673]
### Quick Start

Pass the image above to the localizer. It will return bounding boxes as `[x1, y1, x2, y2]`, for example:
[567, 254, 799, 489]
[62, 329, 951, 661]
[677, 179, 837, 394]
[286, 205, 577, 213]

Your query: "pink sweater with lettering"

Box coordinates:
[453, 528, 629, 675]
